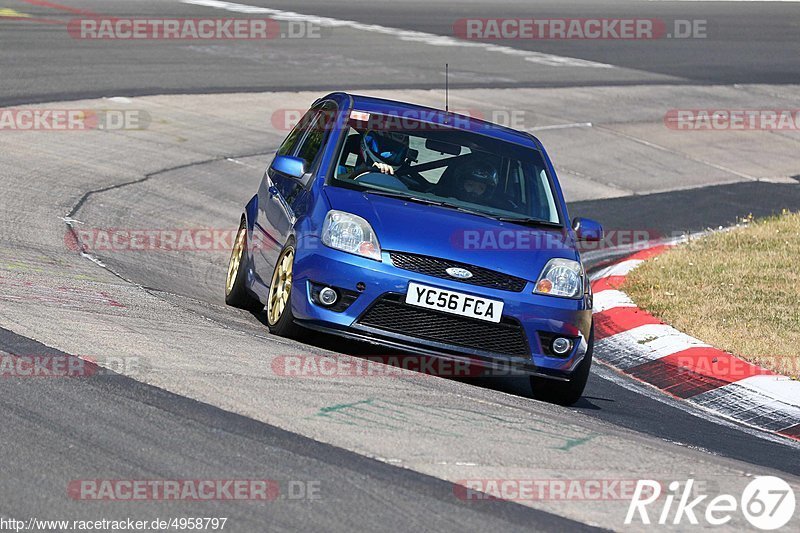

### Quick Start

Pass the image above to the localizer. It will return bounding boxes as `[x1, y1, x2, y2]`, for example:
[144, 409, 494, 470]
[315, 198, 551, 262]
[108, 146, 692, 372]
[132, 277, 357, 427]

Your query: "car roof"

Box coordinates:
[320, 92, 542, 150]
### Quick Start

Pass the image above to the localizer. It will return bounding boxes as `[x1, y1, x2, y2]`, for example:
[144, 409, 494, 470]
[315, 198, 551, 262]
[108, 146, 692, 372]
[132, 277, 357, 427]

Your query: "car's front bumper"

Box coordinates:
[291, 237, 592, 378]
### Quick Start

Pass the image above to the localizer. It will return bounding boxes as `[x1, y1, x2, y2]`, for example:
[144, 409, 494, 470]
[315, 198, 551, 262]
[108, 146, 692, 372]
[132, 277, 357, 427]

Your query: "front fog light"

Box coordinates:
[534, 258, 584, 298]
[318, 287, 338, 306]
[551, 337, 573, 355]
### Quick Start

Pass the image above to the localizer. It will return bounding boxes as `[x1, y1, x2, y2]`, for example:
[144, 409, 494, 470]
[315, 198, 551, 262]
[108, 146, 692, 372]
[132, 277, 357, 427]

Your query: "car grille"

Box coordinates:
[389, 252, 527, 292]
[357, 294, 530, 357]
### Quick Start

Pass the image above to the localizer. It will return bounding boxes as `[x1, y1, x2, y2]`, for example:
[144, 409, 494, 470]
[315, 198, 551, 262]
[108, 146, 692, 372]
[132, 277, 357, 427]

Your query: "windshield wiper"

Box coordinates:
[446, 204, 501, 219]
[364, 191, 495, 217]
[363, 189, 445, 206]
[434, 202, 559, 226]
[493, 216, 561, 228]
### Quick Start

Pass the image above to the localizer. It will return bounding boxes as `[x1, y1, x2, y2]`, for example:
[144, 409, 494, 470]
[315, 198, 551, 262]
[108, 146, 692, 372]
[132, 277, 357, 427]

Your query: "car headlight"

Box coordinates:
[534, 258, 583, 298]
[321, 210, 382, 261]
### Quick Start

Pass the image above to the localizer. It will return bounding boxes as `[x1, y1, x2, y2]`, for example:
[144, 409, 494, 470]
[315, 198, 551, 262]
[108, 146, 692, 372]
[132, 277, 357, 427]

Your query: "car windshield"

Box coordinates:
[330, 111, 561, 225]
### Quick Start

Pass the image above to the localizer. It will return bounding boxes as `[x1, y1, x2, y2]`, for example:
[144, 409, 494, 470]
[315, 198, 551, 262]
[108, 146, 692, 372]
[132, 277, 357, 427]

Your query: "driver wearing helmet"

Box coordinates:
[344, 130, 410, 179]
[452, 159, 499, 204]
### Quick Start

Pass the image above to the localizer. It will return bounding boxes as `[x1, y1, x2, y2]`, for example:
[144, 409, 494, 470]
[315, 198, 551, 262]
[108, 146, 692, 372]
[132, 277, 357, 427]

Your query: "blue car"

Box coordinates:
[225, 92, 603, 405]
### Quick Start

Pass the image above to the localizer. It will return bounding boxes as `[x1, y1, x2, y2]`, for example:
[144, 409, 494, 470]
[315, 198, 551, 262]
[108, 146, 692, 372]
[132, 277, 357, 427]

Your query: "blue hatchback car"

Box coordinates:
[226, 92, 603, 405]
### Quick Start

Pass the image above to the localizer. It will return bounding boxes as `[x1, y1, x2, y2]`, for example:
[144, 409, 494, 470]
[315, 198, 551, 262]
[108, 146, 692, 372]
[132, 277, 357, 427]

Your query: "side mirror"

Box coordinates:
[270, 155, 305, 179]
[572, 217, 603, 242]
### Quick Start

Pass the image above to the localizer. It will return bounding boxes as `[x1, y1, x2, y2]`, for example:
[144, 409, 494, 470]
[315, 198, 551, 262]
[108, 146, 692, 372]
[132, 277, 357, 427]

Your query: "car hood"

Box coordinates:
[323, 186, 578, 282]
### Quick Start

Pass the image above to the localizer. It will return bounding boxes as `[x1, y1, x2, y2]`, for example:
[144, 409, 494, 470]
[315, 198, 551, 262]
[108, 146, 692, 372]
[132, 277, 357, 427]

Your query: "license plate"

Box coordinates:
[405, 282, 504, 323]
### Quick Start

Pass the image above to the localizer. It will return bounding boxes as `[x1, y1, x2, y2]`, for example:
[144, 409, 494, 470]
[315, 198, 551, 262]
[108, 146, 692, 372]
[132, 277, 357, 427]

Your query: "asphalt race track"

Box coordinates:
[1, 1, 800, 531]
[3, 0, 800, 105]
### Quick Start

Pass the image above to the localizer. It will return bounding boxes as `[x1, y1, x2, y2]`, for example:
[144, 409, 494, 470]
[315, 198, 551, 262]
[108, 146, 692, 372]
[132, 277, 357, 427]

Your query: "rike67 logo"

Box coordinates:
[626, 477, 795, 530]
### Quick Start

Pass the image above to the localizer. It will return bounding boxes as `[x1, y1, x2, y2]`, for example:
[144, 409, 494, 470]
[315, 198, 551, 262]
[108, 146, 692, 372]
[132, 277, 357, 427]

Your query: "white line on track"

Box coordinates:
[225, 157, 261, 168]
[529, 122, 593, 132]
[595, 125, 759, 182]
[180, 0, 615, 69]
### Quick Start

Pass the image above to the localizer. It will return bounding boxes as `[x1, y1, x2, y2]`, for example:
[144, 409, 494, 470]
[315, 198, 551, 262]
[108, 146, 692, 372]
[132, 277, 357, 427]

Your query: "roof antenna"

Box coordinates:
[445, 63, 449, 113]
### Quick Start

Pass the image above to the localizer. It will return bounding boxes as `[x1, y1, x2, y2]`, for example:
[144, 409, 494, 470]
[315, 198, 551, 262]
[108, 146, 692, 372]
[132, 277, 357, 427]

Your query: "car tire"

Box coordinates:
[266, 240, 302, 339]
[530, 325, 594, 406]
[225, 218, 263, 312]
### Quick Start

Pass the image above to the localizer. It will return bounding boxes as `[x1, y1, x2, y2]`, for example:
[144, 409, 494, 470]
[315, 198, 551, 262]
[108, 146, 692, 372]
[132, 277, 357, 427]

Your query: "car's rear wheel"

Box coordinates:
[266, 241, 302, 338]
[530, 325, 593, 406]
[225, 219, 263, 312]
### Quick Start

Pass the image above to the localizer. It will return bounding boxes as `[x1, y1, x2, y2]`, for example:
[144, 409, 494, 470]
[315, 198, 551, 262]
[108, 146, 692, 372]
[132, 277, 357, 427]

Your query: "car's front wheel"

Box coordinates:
[266, 241, 302, 338]
[225, 219, 263, 312]
[530, 325, 593, 406]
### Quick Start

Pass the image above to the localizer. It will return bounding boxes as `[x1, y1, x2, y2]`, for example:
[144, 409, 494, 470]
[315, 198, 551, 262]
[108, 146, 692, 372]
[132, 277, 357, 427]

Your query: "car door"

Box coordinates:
[254, 102, 336, 281]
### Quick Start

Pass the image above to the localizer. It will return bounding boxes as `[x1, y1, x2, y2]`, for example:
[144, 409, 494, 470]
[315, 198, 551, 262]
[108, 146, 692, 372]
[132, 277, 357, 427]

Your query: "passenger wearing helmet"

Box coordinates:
[343, 130, 410, 179]
[453, 159, 499, 204]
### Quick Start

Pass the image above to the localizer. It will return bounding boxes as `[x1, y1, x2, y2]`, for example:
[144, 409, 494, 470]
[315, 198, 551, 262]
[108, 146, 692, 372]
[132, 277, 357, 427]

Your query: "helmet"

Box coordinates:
[361, 130, 409, 168]
[454, 158, 499, 202]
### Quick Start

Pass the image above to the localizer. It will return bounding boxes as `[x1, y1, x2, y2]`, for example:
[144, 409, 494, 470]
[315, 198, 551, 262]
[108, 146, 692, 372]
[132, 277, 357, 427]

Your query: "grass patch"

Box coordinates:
[623, 211, 800, 379]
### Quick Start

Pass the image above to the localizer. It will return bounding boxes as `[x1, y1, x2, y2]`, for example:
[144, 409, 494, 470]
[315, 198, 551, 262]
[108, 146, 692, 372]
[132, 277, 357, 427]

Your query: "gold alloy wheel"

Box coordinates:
[267, 247, 294, 326]
[226, 225, 247, 296]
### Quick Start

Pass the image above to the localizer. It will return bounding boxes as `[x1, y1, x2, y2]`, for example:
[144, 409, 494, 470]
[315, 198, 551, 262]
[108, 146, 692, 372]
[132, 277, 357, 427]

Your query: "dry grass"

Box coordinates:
[623, 211, 800, 379]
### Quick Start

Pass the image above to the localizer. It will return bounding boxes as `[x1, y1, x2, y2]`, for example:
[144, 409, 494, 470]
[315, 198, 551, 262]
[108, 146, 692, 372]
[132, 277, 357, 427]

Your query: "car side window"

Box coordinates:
[276, 108, 319, 157]
[295, 101, 337, 169]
